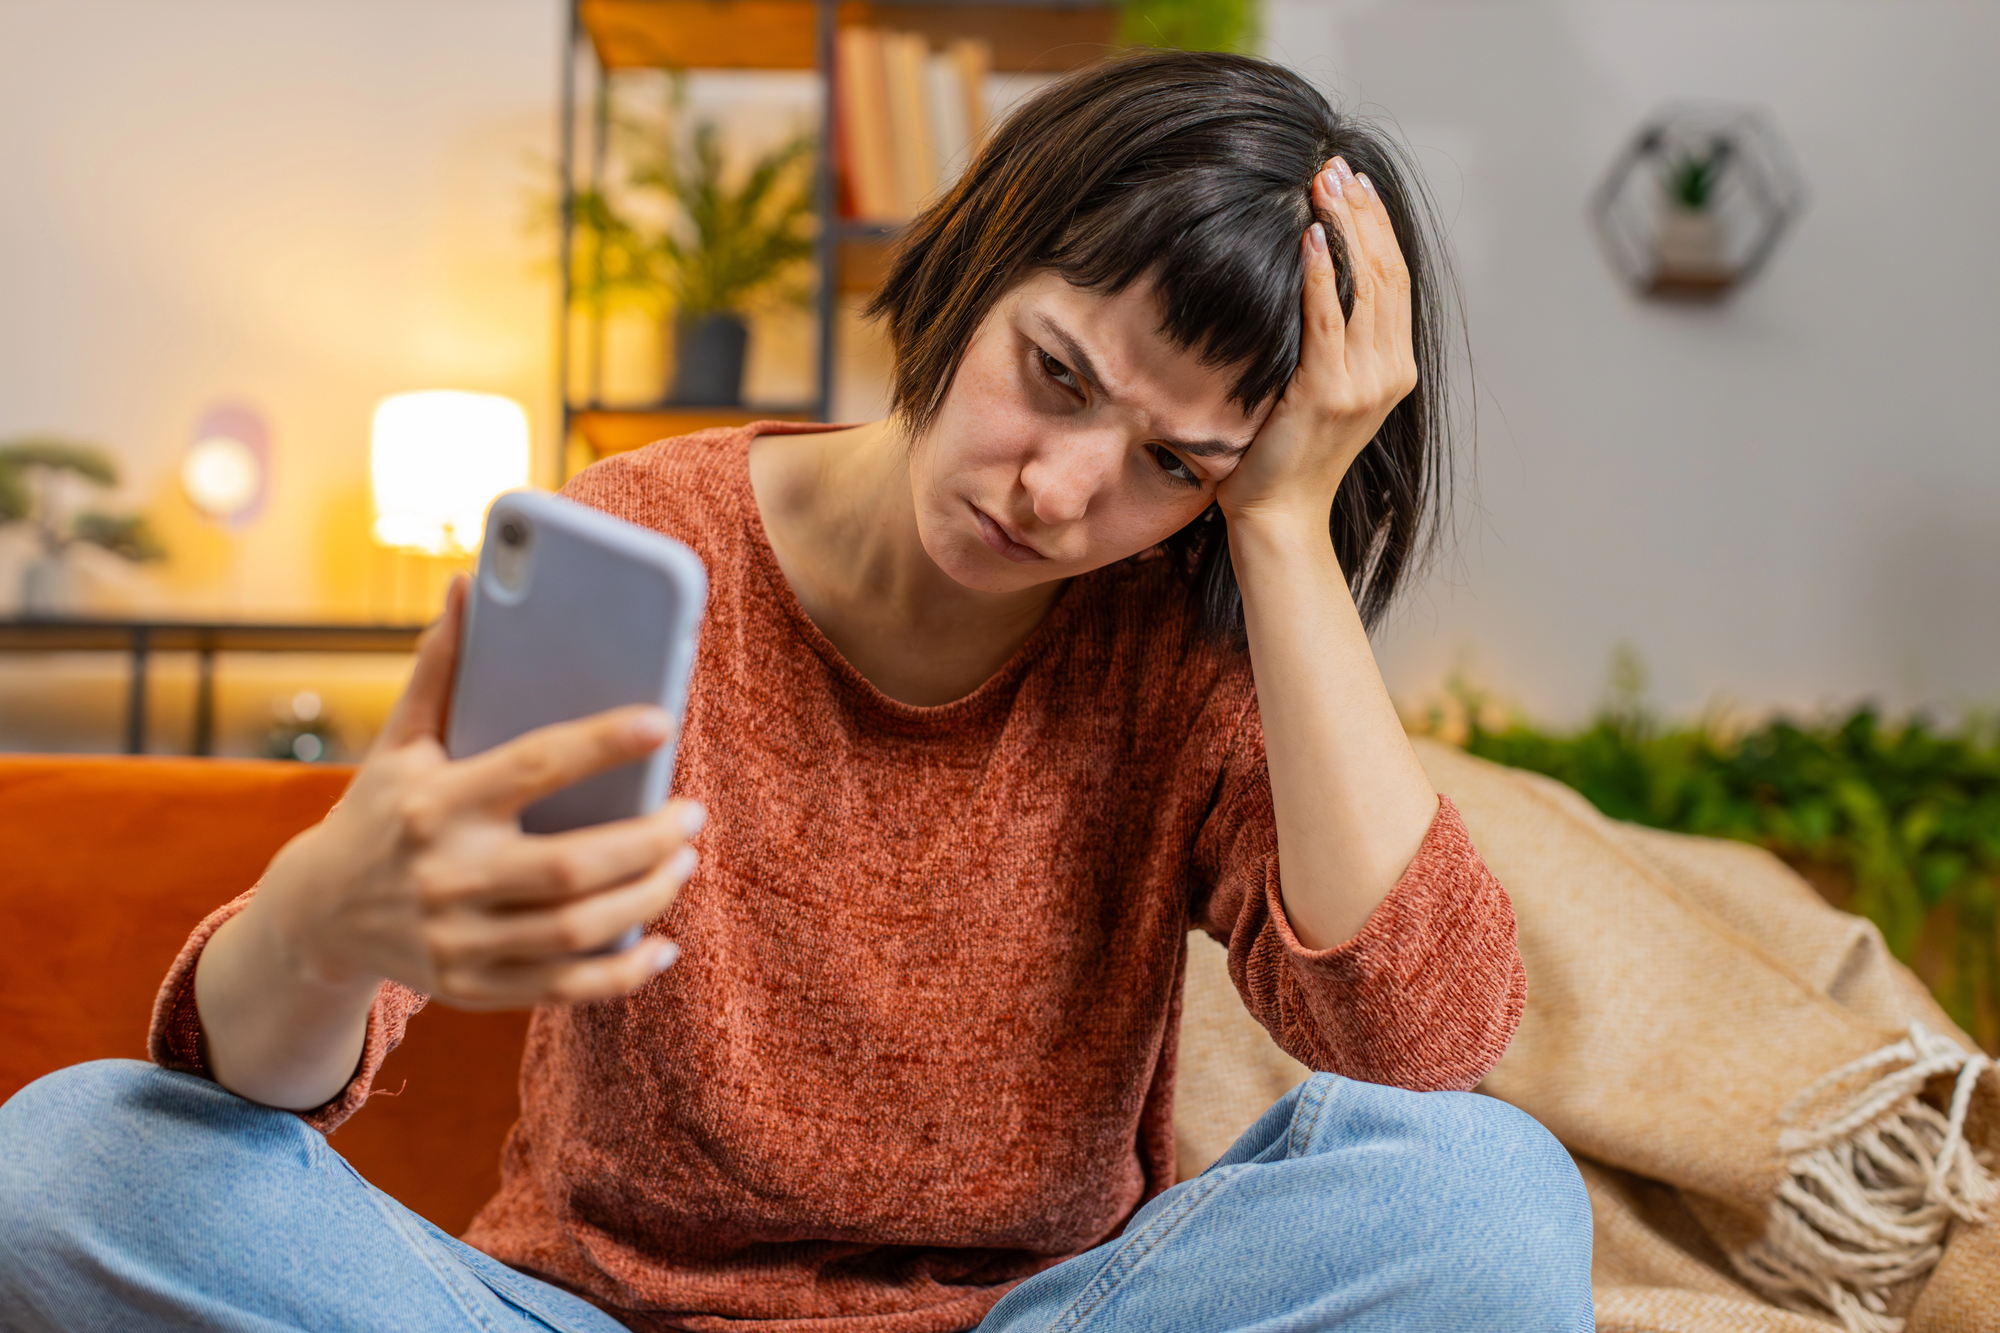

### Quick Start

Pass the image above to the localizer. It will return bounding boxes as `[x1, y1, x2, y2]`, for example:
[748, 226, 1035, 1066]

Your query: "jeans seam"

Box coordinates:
[1286, 1075, 1331, 1159]
[1046, 1168, 1240, 1333]
[342, 1157, 506, 1333]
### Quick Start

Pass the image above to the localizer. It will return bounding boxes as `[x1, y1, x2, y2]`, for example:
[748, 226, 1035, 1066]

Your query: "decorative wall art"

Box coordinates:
[1591, 102, 1806, 302]
[179, 403, 271, 530]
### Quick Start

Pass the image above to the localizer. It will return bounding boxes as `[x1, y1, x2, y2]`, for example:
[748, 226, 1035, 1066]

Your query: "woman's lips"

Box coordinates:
[971, 504, 1045, 563]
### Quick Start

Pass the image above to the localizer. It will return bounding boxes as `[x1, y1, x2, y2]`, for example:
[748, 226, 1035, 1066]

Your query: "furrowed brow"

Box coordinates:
[1033, 315, 1107, 397]
[1032, 314, 1252, 460]
[1169, 436, 1251, 459]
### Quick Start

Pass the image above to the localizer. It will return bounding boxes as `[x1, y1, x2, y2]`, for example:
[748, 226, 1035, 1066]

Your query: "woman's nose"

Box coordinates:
[1021, 429, 1123, 527]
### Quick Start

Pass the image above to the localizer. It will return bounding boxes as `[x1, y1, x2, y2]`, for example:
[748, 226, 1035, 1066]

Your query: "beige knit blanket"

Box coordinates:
[1174, 739, 2000, 1333]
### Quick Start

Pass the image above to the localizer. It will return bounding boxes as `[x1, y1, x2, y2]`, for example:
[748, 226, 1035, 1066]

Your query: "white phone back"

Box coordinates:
[445, 490, 707, 834]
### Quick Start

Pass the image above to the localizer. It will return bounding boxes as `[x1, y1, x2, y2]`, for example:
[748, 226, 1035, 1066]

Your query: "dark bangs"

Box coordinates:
[868, 49, 1461, 641]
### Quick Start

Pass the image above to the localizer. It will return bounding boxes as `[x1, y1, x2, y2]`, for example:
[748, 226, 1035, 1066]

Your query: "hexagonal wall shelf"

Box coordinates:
[1592, 102, 1806, 301]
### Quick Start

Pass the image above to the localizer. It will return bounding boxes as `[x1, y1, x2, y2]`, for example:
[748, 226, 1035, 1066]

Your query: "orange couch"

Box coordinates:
[0, 755, 529, 1236]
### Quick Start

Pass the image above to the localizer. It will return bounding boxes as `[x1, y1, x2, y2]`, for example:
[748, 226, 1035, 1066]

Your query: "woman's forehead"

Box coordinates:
[1005, 271, 1266, 435]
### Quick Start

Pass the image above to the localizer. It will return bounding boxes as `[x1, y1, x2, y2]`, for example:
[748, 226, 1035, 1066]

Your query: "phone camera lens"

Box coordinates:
[498, 519, 527, 548]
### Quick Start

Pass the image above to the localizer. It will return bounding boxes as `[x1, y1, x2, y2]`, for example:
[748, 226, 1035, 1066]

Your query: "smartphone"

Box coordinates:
[446, 490, 707, 841]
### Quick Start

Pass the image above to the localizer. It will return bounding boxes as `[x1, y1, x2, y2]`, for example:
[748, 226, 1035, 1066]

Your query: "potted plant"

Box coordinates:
[0, 439, 166, 617]
[572, 108, 816, 408]
[1653, 138, 1733, 287]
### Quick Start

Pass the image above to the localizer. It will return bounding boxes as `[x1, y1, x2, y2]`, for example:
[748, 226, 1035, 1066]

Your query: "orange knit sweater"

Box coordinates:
[152, 425, 1526, 1333]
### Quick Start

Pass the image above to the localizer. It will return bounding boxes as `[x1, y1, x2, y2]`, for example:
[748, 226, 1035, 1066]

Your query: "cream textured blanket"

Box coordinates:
[1174, 739, 2000, 1332]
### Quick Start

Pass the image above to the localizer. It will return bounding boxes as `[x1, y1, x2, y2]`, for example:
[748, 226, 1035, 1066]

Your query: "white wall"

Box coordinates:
[1267, 0, 2000, 722]
[0, 0, 569, 751]
[0, 0, 567, 623]
[1, 0, 1995, 751]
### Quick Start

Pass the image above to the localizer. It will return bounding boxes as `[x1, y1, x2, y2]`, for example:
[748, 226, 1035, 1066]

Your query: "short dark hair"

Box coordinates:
[867, 48, 1463, 642]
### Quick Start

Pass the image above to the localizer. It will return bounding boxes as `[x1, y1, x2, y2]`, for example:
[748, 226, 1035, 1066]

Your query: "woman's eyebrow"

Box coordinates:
[1031, 313, 1251, 459]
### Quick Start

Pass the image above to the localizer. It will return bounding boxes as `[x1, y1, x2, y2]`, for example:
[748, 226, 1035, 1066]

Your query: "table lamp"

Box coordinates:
[370, 391, 531, 556]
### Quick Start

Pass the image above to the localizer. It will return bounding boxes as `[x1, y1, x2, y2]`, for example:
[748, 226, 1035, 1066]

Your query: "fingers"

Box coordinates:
[437, 932, 683, 1011]
[439, 799, 706, 910]
[1301, 155, 1418, 413]
[1315, 157, 1375, 357]
[434, 704, 673, 816]
[1345, 169, 1414, 371]
[380, 575, 468, 751]
[1299, 211, 1345, 373]
[434, 839, 698, 969]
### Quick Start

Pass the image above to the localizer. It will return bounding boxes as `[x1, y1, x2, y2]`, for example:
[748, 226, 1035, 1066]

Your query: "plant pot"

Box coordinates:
[1649, 206, 1734, 296]
[20, 553, 70, 619]
[666, 312, 750, 407]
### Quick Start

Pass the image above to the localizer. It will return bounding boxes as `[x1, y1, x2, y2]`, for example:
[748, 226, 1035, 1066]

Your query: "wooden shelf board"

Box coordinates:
[583, 0, 817, 69]
[571, 406, 819, 459]
[836, 232, 897, 292]
[581, 0, 1118, 72]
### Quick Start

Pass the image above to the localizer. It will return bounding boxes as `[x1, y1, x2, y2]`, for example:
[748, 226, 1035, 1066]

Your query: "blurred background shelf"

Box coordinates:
[579, 0, 1119, 72]
[0, 620, 424, 756]
[557, 0, 1116, 480]
[570, 405, 820, 459]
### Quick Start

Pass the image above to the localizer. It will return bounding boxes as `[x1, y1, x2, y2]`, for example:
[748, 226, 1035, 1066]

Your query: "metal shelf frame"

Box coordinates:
[553, 0, 844, 488]
[550, 0, 1117, 486]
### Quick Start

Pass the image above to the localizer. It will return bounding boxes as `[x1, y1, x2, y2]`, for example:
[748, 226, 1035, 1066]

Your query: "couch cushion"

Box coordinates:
[0, 756, 528, 1235]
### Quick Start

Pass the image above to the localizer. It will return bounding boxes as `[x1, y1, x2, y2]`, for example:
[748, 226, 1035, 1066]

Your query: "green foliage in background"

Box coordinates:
[0, 438, 166, 563]
[1440, 656, 2000, 1049]
[571, 102, 815, 322]
[1666, 140, 1732, 210]
[1119, 0, 1261, 55]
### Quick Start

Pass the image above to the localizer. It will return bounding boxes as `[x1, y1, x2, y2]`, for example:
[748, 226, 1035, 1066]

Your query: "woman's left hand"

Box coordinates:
[1215, 156, 1418, 530]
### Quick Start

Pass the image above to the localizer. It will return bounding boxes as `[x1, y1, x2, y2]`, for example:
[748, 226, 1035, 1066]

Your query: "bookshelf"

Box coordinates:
[556, 0, 1119, 482]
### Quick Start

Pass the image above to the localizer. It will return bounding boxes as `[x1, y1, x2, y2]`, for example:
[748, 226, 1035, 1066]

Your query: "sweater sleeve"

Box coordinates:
[1189, 712, 1526, 1093]
[146, 887, 428, 1134]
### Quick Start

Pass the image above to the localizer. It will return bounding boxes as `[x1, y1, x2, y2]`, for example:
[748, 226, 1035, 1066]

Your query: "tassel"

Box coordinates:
[1732, 1024, 1998, 1333]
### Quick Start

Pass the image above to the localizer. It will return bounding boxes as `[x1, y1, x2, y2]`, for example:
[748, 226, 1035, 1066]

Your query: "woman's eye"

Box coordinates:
[1038, 350, 1082, 395]
[1149, 445, 1200, 487]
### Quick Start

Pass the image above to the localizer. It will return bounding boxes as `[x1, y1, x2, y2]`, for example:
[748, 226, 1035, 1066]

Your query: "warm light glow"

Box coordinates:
[181, 435, 263, 519]
[370, 391, 531, 555]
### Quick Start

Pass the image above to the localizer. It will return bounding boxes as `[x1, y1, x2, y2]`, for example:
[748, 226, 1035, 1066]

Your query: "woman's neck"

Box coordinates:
[748, 420, 1062, 707]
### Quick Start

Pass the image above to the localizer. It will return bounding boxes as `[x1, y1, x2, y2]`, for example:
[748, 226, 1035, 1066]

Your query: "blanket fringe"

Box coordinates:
[1732, 1023, 1998, 1333]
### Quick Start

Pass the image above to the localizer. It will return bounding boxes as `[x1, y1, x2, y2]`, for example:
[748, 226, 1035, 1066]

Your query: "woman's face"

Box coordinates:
[909, 270, 1272, 594]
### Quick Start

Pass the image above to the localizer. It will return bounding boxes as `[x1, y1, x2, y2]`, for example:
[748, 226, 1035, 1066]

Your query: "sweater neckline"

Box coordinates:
[731, 422, 1079, 730]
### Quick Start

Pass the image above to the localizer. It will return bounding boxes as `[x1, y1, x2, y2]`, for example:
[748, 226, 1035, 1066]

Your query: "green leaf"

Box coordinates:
[571, 106, 816, 323]
[1119, 0, 1260, 53]
[0, 465, 28, 522]
[0, 438, 119, 487]
[71, 512, 167, 562]
[1451, 649, 2000, 1049]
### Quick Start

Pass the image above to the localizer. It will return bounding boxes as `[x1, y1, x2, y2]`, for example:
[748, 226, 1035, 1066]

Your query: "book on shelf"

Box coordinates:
[836, 28, 991, 224]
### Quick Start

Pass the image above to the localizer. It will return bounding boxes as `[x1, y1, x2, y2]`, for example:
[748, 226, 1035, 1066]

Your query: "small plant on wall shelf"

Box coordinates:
[0, 438, 165, 617]
[569, 85, 815, 409]
[1666, 140, 1732, 211]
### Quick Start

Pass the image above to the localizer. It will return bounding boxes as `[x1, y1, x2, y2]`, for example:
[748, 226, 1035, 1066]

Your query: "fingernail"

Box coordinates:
[1356, 171, 1379, 202]
[666, 845, 698, 881]
[677, 801, 707, 838]
[629, 708, 671, 744]
[1307, 222, 1328, 254]
[1319, 166, 1343, 201]
[650, 941, 680, 973]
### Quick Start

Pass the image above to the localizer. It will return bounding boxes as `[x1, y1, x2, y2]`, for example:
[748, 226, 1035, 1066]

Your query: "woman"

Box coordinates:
[0, 51, 1591, 1333]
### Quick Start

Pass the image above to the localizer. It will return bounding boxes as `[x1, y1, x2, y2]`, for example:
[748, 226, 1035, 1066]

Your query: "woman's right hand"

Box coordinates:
[251, 575, 703, 1011]
[196, 575, 704, 1110]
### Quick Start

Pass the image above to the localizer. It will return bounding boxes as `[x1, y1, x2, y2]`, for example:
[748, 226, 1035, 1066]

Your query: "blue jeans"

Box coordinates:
[0, 1061, 1592, 1331]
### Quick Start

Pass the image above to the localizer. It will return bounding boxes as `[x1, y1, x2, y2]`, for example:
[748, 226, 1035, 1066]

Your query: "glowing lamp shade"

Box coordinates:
[370, 391, 531, 555]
